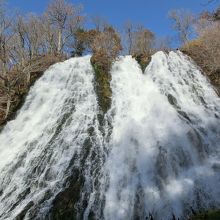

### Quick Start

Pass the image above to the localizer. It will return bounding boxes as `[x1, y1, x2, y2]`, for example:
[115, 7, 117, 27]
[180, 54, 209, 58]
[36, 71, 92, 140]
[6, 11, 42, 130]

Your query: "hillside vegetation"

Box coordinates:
[180, 8, 220, 94]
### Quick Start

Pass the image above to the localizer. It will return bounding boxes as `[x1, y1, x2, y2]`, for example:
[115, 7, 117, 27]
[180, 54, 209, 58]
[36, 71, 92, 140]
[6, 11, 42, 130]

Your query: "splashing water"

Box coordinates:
[0, 51, 219, 220]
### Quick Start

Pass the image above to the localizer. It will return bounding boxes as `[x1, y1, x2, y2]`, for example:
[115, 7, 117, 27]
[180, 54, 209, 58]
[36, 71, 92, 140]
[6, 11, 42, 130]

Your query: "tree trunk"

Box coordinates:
[27, 71, 31, 85]
[2, 62, 7, 76]
[5, 95, 11, 119]
[57, 29, 62, 53]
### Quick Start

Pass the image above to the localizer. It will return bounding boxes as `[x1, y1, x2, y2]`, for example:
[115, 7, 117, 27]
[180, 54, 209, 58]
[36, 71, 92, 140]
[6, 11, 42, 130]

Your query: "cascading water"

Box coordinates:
[0, 51, 219, 220]
[100, 51, 220, 220]
[0, 56, 104, 219]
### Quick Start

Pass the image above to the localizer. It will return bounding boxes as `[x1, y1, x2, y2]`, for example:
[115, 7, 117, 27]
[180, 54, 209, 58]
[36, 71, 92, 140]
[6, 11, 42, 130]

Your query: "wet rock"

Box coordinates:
[9, 187, 31, 213]
[48, 168, 83, 220]
[15, 201, 34, 220]
[190, 209, 220, 220]
[177, 110, 192, 122]
[167, 94, 179, 109]
[187, 129, 205, 159]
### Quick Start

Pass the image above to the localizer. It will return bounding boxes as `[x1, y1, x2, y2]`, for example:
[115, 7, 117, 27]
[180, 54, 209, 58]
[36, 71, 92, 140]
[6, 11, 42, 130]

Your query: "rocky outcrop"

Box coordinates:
[15, 201, 34, 220]
[48, 168, 84, 220]
[133, 53, 152, 73]
[90, 54, 112, 114]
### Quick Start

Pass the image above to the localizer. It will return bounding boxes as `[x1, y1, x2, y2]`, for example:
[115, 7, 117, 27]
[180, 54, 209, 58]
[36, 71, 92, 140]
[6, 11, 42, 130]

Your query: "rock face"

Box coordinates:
[90, 58, 112, 114]
[133, 53, 152, 73]
[15, 201, 34, 220]
[48, 168, 84, 220]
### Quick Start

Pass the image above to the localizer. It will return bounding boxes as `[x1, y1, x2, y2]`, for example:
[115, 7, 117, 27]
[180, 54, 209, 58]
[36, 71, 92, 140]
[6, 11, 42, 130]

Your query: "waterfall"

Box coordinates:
[102, 51, 220, 220]
[0, 51, 219, 220]
[0, 56, 104, 219]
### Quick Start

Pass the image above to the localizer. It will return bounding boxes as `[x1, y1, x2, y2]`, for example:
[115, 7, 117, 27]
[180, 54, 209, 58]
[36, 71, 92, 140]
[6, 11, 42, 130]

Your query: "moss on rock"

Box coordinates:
[90, 55, 112, 114]
[133, 53, 152, 73]
[190, 210, 220, 220]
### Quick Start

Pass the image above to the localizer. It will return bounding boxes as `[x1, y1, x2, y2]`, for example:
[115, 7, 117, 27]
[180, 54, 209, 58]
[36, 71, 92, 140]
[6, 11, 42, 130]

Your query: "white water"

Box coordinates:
[102, 51, 220, 220]
[0, 56, 103, 219]
[0, 51, 219, 220]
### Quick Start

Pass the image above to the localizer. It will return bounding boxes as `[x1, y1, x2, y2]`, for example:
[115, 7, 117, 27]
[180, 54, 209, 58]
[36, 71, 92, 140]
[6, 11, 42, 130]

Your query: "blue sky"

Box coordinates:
[7, 0, 219, 40]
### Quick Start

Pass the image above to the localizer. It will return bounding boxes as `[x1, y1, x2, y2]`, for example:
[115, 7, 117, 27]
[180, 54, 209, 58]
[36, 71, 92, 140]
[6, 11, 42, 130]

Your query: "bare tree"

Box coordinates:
[131, 26, 155, 55]
[124, 21, 134, 55]
[194, 11, 213, 36]
[0, 0, 12, 75]
[25, 15, 44, 59]
[182, 10, 220, 92]
[91, 26, 122, 71]
[199, 22, 220, 73]
[13, 15, 28, 66]
[155, 36, 172, 51]
[123, 22, 155, 55]
[41, 15, 58, 54]
[169, 9, 195, 44]
[46, 0, 74, 53]
[91, 16, 108, 32]
[202, 0, 219, 5]
[66, 12, 85, 54]
[213, 7, 220, 20]
[92, 26, 121, 59]
[0, 4, 16, 119]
